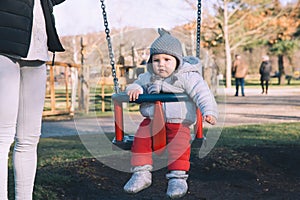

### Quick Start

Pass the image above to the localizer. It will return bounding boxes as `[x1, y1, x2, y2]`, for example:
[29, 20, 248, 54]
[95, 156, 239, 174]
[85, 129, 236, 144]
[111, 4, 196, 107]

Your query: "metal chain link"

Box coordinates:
[100, 0, 120, 93]
[196, 0, 202, 58]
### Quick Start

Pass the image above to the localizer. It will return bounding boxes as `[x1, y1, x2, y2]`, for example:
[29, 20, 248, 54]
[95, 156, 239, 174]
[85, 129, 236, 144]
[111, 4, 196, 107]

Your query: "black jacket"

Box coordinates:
[0, 0, 65, 58]
[259, 61, 272, 81]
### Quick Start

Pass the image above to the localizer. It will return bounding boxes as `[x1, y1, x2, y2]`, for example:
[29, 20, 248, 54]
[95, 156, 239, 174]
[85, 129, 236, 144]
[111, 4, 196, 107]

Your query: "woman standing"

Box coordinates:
[0, 0, 65, 199]
[259, 55, 272, 94]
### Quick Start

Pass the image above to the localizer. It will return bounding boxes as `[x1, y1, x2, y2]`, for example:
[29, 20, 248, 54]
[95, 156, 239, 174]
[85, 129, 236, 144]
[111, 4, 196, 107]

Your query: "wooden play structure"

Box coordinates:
[98, 64, 146, 112]
[43, 60, 146, 116]
[43, 61, 80, 117]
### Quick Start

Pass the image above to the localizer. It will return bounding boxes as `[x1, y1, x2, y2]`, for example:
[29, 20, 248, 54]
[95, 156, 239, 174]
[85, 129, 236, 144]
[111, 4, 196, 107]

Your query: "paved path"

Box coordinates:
[41, 87, 300, 138]
[218, 87, 300, 126]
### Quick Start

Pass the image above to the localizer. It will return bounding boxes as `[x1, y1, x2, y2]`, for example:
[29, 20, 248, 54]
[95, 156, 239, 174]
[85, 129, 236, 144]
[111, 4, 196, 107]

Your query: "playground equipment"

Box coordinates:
[99, 0, 204, 150]
[43, 61, 80, 117]
[111, 93, 203, 150]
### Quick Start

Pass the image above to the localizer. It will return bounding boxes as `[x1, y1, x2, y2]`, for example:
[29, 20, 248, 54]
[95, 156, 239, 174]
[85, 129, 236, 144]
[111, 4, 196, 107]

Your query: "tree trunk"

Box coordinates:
[78, 37, 90, 113]
[277, 54, 285, 85]
[224, 0, 232, 88]
[71, 37, 79, 114]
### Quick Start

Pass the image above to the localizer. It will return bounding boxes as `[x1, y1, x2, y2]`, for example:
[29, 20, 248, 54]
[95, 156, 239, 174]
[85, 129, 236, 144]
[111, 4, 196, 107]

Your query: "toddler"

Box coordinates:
[124, 29, 218, 199]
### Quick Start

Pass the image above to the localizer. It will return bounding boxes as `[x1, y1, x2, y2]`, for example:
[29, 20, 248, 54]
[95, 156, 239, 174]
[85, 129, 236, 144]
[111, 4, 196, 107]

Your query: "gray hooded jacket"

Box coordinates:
[126, 56, 218, 125]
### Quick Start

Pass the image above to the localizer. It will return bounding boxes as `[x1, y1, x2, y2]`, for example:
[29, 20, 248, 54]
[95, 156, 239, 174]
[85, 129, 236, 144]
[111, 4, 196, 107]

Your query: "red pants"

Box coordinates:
[131, 118, 191, 171]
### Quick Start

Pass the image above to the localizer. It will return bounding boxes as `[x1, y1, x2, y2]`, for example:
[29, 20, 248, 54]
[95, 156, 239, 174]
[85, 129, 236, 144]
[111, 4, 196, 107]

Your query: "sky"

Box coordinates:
[54, 0, 296, 36]
[53, 0, 199, 36]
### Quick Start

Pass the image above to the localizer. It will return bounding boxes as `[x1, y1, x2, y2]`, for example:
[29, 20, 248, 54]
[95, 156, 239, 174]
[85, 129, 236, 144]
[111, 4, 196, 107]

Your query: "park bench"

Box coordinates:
[271, 69, 300, 85]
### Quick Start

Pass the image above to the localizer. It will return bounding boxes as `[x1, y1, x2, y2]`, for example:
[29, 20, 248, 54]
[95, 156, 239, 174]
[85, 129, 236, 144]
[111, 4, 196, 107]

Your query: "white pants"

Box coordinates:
[0, 55, 46, 200]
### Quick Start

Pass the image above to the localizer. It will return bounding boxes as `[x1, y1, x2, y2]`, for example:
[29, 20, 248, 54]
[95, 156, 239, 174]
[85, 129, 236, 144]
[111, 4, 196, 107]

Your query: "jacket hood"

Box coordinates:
[147, 56, 202, 76]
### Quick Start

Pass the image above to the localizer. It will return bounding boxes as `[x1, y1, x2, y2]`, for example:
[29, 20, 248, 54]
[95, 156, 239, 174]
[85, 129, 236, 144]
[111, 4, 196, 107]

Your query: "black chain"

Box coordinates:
[100, 0, 120, 93]
[196, 0, 202, 58]
[100, 0, 201, 90]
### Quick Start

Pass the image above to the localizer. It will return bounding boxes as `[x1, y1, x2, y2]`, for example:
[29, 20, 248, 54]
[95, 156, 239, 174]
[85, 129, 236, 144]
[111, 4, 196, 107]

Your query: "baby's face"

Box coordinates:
[152, 54, 177, 78]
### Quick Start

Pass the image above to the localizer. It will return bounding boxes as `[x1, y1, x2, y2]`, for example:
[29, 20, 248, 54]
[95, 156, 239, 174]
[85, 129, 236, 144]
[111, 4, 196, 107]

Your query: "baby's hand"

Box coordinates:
[127, 89, 142, 101]
[204, 115, 216, 125]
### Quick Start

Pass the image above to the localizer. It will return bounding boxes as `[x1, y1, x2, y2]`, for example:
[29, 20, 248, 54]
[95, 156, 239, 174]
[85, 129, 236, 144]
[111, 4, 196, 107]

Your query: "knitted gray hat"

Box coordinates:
[148, 28, 183, 68]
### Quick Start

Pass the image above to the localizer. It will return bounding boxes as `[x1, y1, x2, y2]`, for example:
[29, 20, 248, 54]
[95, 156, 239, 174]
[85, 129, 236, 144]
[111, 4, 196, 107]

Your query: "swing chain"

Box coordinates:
[100, 0, 201, 92]
[196, 0, 202, 58]
[100, 0, 120, 93]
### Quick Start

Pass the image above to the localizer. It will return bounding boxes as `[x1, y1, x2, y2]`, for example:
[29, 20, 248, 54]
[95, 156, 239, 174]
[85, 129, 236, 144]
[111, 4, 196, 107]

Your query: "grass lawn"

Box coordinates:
[217, 122, 300, 147]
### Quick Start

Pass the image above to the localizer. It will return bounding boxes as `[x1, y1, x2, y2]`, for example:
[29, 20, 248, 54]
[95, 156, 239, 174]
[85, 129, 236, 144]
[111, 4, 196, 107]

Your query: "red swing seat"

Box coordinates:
[112, 93, 203, 151]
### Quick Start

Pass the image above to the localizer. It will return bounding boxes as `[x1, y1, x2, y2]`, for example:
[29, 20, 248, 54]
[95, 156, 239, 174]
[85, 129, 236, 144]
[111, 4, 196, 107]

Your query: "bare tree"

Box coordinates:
[210, 0, 289, 88]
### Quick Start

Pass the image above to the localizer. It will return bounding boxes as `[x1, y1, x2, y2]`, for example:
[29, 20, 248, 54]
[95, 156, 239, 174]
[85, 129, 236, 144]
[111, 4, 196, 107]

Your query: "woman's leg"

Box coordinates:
[235, 78, 239, 96]
[0, 56, 20, 200]
[131, 118, 153, 167]
[265, 80, 269, 94]
[13, 61, 46, 200]
[261, 80, 264, 94]
[240, 78, 245, 96]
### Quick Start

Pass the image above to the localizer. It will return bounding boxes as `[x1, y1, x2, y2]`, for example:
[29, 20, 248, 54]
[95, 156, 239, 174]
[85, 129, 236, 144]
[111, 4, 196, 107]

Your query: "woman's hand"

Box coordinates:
[127, 89, 142, 101]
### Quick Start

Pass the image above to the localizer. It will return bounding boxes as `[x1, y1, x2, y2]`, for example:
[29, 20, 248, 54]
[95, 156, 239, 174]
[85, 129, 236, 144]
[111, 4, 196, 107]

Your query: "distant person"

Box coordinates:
[259, 55, 272, 94]
[123, 29, 218, 199]
[0, 0, 65, 199]
[232, 54, 248, 96]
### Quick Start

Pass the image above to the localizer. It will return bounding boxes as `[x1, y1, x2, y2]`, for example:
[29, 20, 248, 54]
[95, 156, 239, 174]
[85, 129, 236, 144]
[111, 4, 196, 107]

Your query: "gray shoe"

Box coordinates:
[124, 165, 152, 194]
[166, 171, 188, 199]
